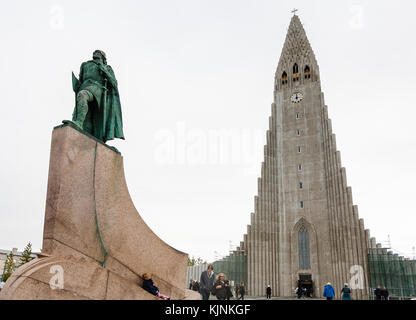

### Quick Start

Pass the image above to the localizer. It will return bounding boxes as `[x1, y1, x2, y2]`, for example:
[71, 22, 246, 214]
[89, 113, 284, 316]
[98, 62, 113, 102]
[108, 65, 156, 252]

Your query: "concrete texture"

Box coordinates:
[0, 124, 200, 300]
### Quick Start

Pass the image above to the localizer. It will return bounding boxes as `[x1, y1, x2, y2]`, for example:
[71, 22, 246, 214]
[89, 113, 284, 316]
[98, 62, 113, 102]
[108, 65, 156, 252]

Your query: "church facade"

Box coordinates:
[207, 14, 416, 299]
[242, 14, 370, 299]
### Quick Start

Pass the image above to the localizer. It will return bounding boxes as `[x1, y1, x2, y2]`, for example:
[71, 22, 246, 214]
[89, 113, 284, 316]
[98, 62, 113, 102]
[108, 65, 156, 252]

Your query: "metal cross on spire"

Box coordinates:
[291, 8, 298, 15]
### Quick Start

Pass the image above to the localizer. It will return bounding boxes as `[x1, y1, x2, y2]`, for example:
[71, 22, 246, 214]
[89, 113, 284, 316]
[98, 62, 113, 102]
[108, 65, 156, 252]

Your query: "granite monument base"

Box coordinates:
[0, 123, 199, 300]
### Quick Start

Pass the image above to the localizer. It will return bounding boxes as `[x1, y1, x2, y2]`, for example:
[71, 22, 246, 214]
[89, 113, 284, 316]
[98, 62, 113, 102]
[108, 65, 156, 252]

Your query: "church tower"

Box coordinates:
[243, 14, 370, 298]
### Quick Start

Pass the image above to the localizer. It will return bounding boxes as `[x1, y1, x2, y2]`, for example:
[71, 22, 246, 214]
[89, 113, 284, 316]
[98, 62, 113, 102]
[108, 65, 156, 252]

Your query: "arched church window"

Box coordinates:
[282, 71, 288, 85]
[304, 65, 311, 79]
[292, 63, 299, 81]
[298, 225, 311, 269]
[293, 63, 299, 73]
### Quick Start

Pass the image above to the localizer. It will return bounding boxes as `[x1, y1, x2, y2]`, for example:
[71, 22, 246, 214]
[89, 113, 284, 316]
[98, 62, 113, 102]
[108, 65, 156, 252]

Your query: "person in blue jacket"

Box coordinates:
[323, 282, 335, 300]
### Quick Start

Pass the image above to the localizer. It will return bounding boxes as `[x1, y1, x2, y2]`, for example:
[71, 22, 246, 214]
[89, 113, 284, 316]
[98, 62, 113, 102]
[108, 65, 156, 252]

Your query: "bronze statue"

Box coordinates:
[70, 50, 124, 143]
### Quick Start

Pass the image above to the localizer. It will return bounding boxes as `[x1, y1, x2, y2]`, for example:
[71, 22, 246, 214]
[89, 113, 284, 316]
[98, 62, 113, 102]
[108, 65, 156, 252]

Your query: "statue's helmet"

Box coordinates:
[93, 50, 107, 64]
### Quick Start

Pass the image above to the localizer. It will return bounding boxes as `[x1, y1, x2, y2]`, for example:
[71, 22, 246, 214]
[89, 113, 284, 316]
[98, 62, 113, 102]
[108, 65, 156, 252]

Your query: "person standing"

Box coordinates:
[190, 280, 200, 292]
[266, 285, 272, 300]
[213, 273, 229, 300]
[374, 286, 382, 300]
[302, 287, 307, 297]
[225, 279, 233, 300]
[235, 284, 240, 300]
[194, 281, 200, 292]
[295, 287, 300, 299]
[296, 280, 305, 299]
[200, 264, 215, 300]
[381, 286, 389, 300]
[340, 283, 352, 300]
[323, 282, 335, 300]
[239, 282, 246, 300]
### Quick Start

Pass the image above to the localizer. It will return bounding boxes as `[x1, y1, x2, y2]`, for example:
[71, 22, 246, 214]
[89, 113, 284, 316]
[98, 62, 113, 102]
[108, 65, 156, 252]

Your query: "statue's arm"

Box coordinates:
[100, 65, 118, 88]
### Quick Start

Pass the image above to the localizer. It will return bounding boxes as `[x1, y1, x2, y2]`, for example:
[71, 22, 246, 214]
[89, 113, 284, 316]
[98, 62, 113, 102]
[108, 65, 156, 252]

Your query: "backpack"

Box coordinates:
[211, 286, 216, 296]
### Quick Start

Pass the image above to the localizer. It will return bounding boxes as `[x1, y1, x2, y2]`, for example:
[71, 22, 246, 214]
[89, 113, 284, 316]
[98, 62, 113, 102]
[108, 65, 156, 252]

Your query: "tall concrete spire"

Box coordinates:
[235, 13, 370, 298]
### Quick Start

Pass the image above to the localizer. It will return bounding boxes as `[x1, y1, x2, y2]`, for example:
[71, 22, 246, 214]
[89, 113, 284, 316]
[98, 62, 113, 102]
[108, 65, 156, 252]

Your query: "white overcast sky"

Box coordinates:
[0, 0, 415, 263]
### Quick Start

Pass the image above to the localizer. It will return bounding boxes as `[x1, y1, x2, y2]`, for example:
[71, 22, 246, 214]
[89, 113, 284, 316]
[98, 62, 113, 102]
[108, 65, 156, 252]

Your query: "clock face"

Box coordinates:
[291, 92, 303, 103]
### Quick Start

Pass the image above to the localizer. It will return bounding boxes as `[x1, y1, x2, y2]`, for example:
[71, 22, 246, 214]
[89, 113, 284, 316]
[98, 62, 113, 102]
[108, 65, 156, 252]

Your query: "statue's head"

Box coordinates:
[93, 50, 107, 64]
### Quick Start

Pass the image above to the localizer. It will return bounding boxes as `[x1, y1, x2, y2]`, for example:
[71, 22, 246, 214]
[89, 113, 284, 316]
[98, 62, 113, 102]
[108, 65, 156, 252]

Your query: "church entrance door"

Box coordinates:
[298, 274, 313, 297]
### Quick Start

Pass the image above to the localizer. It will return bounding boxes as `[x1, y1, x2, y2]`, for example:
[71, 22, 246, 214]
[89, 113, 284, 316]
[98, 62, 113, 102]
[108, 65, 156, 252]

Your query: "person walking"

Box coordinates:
[323, 282, 335, 300]
[266, 285, 272, 300]
[200, 264, 215, 300]
[381, 286, 389, 300]
[340, 283, 352, 300]
[235, 284, 240, 300]
[213, 273, 229, 300]
[225, 279, 233, 300]
[239, 282, 246, 300]
[374, 286, 382, 300]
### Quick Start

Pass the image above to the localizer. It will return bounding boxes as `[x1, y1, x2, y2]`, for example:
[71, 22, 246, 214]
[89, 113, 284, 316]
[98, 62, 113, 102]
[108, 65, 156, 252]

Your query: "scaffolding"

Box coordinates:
[213, 250, 247, 288]
[368, 247, 416, 300]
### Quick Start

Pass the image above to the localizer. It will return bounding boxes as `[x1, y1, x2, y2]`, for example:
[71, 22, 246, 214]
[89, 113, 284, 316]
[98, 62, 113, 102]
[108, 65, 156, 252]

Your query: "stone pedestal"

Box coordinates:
[0, 123, 199, 300]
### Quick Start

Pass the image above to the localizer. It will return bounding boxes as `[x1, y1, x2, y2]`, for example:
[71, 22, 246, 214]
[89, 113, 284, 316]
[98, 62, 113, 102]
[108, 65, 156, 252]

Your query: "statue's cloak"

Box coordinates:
[72, 60, 125, 143]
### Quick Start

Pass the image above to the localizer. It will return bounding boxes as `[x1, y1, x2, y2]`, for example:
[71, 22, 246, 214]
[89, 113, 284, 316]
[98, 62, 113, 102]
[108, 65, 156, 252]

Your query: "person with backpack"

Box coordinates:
[340, 283, 352, 300]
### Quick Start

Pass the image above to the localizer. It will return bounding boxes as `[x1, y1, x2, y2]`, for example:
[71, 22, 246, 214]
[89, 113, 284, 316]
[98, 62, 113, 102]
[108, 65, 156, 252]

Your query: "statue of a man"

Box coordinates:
[71, 50, 125, 143]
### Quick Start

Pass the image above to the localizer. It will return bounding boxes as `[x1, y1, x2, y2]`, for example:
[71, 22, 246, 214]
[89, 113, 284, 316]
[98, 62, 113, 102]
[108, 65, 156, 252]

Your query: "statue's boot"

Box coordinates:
[71, 105, 87, 130]
[0, 124, 199, 300]
[71, 119, 84, 130]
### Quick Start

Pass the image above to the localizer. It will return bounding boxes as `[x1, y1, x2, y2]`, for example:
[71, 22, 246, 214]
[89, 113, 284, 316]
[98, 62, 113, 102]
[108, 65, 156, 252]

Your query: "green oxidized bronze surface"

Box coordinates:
[59, 121, 121, 155]
[68, 50, 125, 143]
